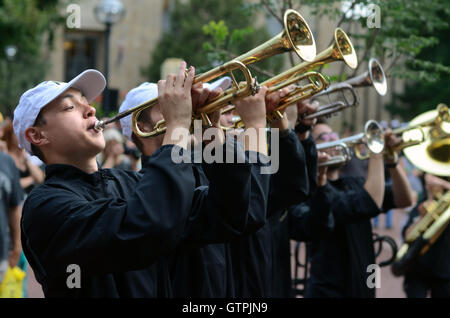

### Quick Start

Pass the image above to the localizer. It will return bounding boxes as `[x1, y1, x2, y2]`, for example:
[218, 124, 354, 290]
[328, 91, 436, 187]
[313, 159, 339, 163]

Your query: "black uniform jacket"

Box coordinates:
[22, 141, 264, 297]
[230, 130, 310, 297]
[270, 133, 335, 297]
[163, 140, 270, 297]
[305, 176, 395, 298]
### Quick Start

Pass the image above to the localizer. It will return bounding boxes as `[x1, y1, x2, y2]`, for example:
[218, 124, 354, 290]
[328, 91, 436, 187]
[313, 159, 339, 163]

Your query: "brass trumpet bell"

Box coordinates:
[316, 119, 385, 162]
[94, 9, 317, 138]
[345, 58, 387, 96]
[400, 104, 450, 176]
[238, 9, 316, 65]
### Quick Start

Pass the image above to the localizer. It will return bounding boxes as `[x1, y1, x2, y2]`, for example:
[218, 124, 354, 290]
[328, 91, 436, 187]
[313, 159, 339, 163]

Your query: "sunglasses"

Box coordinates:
[316, 132, 339, 142]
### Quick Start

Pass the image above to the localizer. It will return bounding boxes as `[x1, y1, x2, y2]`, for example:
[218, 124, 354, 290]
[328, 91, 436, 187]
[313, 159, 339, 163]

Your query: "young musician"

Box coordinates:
[228, 90, 315, 297]
[270, 100, 335, 298]
[13, 63, 244, 297]
[304, 119, 414, 298]
[117, 79, 270, 297]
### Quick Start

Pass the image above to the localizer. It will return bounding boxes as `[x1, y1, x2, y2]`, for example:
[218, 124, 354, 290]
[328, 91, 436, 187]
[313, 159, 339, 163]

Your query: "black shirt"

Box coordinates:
[163, 140, 270, 297]
[305, 176, 395, 298]
[230, 130, 310, 297]
[21, 145, 197, 297]
[270, 133, 335, 298]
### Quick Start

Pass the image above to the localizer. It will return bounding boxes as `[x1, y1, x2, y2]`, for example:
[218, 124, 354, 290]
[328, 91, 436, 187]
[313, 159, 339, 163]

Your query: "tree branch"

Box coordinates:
[261, 0, 283, 25]
[351, 28, 380, 77]
[217, 48, 275, 78]
[319, 0, 360, 74]
[385, 54, 401, 78]
[249, 64, 276, 78]
[336, 0, 360, 30]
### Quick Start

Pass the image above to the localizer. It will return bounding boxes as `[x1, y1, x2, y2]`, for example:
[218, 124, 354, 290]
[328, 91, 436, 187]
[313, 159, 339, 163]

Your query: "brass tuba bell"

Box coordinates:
[395, 104, 450, 176]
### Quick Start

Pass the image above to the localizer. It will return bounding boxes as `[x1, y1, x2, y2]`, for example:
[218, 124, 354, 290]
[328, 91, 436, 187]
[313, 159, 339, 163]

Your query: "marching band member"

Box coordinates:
[14, 63, 208, 297]
[229, 88, 313, 297]
[303, 119, 414, 298]
[270, 100, 335, 297]
[118, 78, 270, 297]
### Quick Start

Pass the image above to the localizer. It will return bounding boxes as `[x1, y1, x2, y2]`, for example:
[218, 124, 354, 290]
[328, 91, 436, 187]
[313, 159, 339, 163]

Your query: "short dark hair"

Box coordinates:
[130, 107, 154, 153]
[30, 111, 47, 163]
[131, 132, 144, 153]
[315, 117, 329, 125]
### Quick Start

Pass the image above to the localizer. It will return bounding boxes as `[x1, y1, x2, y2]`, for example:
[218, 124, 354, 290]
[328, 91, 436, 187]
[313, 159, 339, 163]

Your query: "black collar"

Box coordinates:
[45, 162, 107, 184]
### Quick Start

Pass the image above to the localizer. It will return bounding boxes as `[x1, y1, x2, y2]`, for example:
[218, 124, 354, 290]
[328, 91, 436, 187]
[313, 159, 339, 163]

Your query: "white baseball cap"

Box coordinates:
[13, 69, 106, 154]
[119, 76, 232, 140]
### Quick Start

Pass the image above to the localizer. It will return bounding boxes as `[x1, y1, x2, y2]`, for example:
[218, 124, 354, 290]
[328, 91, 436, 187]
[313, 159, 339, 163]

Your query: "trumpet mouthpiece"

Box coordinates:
[94, 120, 105, 132]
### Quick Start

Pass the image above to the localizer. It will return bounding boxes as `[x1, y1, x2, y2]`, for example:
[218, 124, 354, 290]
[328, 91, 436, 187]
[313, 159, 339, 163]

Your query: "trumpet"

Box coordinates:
[317, 142, 352, 167]
[263, 28, 357, 89]
[302, 83, 358, 120]
[225, 71, 329, 130]
[316, 120, 385, 166]
[344, 57, 387, 96]
[224, 27, 358, 129]
[94, 9, 316, 138]
[302, 58, 386, 121]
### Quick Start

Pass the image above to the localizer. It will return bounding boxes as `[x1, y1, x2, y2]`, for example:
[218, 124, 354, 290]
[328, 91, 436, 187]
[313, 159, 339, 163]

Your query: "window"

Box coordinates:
[64, 31, 102, 82]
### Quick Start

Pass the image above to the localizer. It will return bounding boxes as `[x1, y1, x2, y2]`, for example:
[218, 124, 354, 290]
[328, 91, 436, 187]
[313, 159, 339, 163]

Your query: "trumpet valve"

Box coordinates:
[200, 113, 213, 128]
[251, 78, 260, 96]
[266, 110, 284, 123]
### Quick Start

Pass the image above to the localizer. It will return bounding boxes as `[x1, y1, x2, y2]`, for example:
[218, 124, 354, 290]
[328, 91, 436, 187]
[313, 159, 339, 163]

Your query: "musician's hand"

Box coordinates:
[158, 61, 194, 131]
[199, 88, 225, 145]
[193, 88, 223, 127]
[317, 151, 330, 186]
[190, 82, 204, 110]
[267, 87, 290, 131]
[384, 129, 402, 164]
[297, 99, 319, 127]
[418, 199, 434, 217]
[296, 99, 319, 140]
[234, 85, 268, 130]
[424, 173, 450, 189]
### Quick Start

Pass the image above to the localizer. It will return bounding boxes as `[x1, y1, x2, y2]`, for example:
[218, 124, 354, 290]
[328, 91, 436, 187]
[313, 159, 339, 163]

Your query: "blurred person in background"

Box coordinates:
[1, 121, 44, 196]
[98, 127, 132, 170]
[0, 139, 25, 296]
[123, 139, 141, 172]
[0, 114, 7, 152]
[1, 120, 43, 297]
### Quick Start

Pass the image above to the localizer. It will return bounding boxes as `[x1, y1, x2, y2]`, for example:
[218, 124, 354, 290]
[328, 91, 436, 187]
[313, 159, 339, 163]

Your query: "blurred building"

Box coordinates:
[47, 0, 168, 108]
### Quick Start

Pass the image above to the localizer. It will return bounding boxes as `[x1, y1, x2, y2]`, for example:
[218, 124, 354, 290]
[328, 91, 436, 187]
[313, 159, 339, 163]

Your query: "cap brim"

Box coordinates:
[67, 69, 106, 103]
[204, 77, 232, 92]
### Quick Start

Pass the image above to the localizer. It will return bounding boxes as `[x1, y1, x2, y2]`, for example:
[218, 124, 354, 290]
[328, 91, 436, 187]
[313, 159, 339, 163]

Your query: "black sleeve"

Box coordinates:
[381, 183, 396, 213]
[243, 150, 271, 235]
[301, 132, 318, 195]
[267, 129, 309, 217]
[180, 138, 255, 244]
[330, 187, 382, 225]
[21, 145, 196, 277]
[288, 183, 335, 242]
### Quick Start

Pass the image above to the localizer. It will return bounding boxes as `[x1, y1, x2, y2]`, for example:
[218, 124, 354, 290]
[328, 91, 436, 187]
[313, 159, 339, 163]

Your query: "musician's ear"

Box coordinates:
[25, 126, 50, 148]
